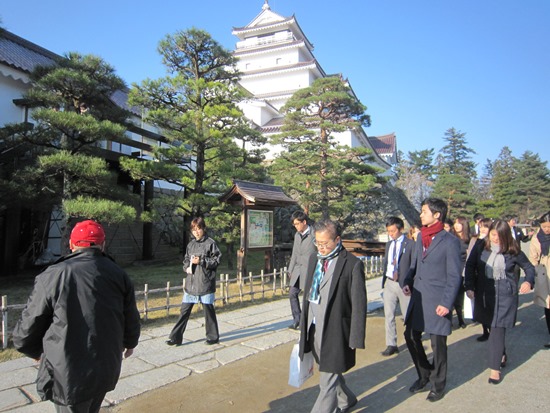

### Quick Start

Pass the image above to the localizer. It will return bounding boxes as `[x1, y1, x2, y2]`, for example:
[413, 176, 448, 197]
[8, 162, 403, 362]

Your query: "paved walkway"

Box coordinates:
[0, 277, 385, 412]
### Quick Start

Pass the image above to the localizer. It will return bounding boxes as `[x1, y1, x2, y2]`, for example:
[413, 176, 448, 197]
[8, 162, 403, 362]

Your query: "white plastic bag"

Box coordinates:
[464, 293, 474, 319]
[288, 343, 314, 388]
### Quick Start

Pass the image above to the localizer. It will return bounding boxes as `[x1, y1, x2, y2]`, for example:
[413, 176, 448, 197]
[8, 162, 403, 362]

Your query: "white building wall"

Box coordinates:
[0, 70, 29, 125]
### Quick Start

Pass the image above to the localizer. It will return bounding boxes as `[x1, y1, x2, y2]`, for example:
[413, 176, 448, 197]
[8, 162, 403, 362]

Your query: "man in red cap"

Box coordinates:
[13, 219, 141, 413]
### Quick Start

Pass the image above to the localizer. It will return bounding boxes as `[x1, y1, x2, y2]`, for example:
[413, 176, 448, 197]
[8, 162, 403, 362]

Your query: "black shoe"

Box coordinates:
[426, 390, 444, 402]
[477, 334, 489, 342]
[488, 377, 501, 385]
[165, 339, 180, 346]
[288, 322, 300, 330]
[409, 379, 429, 393]
[544, 343, 550, 348]
[459, 322, 467, 329]
[205, 339, 219, 345]
[336, 397, 357, 413]
[381, 345, 399, 356]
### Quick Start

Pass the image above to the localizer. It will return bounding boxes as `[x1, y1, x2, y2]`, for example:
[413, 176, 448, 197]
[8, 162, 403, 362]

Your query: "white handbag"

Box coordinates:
[288, 343, 314, 388]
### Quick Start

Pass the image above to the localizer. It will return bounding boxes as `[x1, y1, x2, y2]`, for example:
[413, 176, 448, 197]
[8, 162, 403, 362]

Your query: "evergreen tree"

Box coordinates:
[513, 151, 550, 221]
[490, 146, 518, 217]
[431, 128, 477, 217]
[121, 28, 266, 253]
[1, 53, 137, 225]
[408, 148, 435, 180]
[269, 76, 381, 221]
[395, 151, 432, 210]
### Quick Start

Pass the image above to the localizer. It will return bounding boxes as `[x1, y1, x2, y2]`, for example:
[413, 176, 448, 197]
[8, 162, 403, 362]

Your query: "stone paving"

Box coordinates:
[0, 277, 385, 412]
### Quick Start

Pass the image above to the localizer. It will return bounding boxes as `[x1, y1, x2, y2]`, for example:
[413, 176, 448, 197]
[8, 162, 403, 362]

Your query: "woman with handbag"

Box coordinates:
[465, 219, 536, 384]
[528, 211, 550, 348]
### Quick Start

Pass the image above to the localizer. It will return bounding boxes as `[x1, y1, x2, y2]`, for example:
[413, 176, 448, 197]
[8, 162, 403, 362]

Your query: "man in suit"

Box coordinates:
[299, 219, 366, 413]
[504, 215, 532, 244]
[287, 210, 317, 329]
[381, 217, 414, 356]
[471, 212, 485, 236]
[403, 198, 462, 402]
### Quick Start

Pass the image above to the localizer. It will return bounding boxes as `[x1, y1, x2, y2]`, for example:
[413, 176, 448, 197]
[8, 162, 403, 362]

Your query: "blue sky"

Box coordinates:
[2, 0, 549, 173]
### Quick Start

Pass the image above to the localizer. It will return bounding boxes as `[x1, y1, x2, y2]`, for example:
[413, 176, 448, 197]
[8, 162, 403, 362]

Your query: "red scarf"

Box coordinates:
[421, 221, 444, 250]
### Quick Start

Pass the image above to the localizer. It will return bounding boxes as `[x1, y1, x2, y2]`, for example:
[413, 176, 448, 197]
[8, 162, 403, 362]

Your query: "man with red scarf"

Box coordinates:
[402, 198, 462, 402]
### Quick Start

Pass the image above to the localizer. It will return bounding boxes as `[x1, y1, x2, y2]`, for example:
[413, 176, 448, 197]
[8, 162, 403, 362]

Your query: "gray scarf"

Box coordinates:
[486, 243, 506, 280]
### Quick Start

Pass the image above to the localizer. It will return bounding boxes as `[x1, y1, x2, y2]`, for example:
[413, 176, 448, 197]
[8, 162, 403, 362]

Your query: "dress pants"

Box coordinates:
[487, 326, 506, 370]
[169, 302, 219, 344]
[53, 392, 106, 413]
[404, 325, 448, 393]
[289, 284, 302, 325]
[383, 278, 410, 347]
[308, 325, 357, 413]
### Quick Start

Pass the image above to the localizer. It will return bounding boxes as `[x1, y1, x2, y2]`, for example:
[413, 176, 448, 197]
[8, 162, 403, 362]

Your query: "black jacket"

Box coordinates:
[12, 248, 141, 405]
[183, 235, 221, 296]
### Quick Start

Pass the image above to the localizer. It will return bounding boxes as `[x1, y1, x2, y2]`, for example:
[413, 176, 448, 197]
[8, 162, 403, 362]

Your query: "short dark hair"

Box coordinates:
[290, 210, 308, 223]
[473, 213, 485, 221]
[502, 215, 515, 223]
[421, 198, 448, 223]
[313, 219, 342, 239]
[385, 216, 404, 230]
[539, 211, 550, 224]
[479, 218, 493, 229]
[190, 217, 206, 230]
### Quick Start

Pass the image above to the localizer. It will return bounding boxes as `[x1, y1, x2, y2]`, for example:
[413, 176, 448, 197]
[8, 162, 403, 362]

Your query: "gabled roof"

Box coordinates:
[0, 30, 60, 73]
[367, 133, 396, 155]
[219, 179, 297, 207]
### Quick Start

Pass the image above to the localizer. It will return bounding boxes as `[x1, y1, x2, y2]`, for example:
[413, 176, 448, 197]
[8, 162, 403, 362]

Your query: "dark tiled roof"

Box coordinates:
[219, 179, 297, 206]
[260, 117, 284, 133]
[0, 30, 60, 72]
[367, 133, 396, 155]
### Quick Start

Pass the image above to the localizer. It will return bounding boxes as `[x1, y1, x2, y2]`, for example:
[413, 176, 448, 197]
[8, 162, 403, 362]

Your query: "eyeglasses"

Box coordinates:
[314, 239, 336, 248]
[293, 221, 305, 227]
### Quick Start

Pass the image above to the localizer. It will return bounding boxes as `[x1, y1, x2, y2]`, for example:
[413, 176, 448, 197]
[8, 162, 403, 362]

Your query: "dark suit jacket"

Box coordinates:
[403, 230, 462, 336]
[381, 236, 414, 289]
[298, 248, 366, 373]
[288, 228, 317, 290]
[511, 226, 530, 243]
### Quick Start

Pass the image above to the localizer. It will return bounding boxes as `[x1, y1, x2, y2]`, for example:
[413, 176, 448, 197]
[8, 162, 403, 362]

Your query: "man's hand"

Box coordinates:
[436, 305, 449, 317]
[123, 348, 134, 359]
[402, 285, 411, 296]
[466, 290, 475, 300]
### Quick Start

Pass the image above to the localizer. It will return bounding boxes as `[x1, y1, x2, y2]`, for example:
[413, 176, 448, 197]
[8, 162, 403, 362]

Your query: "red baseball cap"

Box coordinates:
[70, 220, 105, 247]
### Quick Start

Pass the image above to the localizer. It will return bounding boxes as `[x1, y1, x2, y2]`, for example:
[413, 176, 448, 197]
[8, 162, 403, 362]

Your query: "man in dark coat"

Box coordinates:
[403, 199, 462, 402]
[298, 219, 366, 413]
[13, 220, 141, 413]
[381, 216, 414, 356]
[287, 210, 317, 329]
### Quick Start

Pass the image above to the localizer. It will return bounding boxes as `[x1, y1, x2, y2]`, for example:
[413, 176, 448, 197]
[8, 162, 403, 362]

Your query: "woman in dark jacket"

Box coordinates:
[166, 217, 222, 346]
[465, 219, 535, 384]
[452, 216, 471, 328]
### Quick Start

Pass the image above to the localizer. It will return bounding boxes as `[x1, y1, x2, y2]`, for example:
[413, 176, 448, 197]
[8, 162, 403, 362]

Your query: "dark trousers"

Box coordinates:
[488, 326, 506, 371]
[404, 325, 448, 393]
[289, 285, 302, 324]
[545, 308, 550, 334]
[53, 392, 106, 413]
[169, 302, 219, 344]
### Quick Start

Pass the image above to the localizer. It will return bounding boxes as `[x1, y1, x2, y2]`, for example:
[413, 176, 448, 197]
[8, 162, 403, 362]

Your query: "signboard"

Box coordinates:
[247, 209, 273, 248]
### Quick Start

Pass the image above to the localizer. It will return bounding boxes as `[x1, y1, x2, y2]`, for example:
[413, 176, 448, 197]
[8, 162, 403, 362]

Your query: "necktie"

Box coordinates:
[392, 240, 398, 281]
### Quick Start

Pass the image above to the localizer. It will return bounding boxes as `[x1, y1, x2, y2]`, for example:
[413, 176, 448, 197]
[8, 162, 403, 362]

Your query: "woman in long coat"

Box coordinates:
[465, 219, 535, 384]
[528, 211, 550, 348]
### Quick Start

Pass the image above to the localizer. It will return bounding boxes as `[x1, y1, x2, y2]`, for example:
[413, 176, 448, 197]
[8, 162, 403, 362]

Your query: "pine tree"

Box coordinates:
[431, 128, 477, 217]
[513, 151, 550, 221]
[490, 146, 518, 217]
[269, 76, 380, 221]
[120, 28, 266, 250]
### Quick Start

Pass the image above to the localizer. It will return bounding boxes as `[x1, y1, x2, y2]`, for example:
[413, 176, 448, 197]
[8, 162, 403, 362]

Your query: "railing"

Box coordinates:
[1, 256, 383, 349]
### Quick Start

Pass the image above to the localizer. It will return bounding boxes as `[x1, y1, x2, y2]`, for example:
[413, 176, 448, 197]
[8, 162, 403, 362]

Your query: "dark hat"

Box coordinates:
[70, 220, 105, 247]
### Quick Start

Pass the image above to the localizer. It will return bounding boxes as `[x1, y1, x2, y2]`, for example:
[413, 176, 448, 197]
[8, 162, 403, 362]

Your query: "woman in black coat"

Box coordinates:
[452, 216, 471, 328]
[465, 219, 535, 384]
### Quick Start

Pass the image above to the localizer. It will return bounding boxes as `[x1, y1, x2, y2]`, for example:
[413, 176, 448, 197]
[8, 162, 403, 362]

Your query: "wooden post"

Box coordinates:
[238, 272, 243, 302]
[1, 296, 7, 350]
[166, 281, 170, 317]
[237, 208, 248, 277]
[260, 270, 265, 298]
[249, 272, 254, 301]
[143, 284, 149, 321]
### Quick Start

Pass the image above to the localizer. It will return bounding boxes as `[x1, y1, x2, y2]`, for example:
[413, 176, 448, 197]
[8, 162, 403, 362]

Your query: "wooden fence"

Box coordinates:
[1, 255, 383, 349]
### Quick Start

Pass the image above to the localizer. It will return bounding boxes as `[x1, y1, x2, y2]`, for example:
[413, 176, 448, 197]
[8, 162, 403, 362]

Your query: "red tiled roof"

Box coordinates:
[367, 133, 396, 155]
